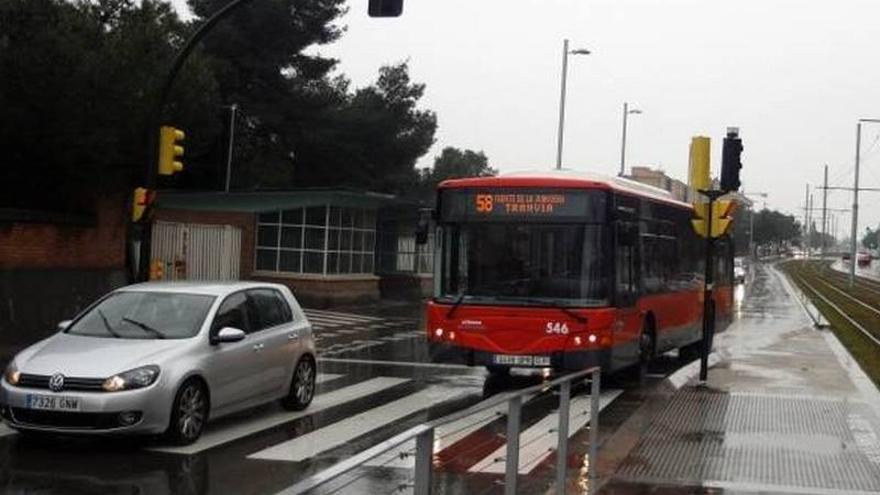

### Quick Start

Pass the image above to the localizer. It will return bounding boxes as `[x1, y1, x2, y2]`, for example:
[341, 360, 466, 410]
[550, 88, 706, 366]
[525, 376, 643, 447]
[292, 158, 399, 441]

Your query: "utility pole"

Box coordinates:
[804, 184, 810, 256]
[808, 192, 813, 259]
[822, 164, 828, 260]
[851, 123, 861, 285]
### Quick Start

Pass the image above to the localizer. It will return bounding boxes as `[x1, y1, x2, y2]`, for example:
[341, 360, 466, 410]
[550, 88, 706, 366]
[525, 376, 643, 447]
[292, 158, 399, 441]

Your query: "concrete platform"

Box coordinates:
[600, 262, 880, 495]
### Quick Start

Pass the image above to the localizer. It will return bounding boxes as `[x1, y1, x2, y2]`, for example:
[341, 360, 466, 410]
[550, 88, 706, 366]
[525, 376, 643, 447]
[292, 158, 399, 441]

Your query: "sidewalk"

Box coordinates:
[600, 262, 880, 494]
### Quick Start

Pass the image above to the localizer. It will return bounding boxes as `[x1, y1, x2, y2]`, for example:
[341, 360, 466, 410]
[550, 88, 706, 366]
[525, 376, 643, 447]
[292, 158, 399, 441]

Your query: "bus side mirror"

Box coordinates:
[415, 209, 433, 245]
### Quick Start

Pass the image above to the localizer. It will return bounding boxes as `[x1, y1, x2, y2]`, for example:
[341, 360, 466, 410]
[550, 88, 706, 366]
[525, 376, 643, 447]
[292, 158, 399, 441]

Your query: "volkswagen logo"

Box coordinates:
[48, 373, 65, 392]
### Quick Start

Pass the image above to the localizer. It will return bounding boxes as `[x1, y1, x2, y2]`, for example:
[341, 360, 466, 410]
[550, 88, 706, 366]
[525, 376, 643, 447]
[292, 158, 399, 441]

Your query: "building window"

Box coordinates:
[255, 206, 376, 275]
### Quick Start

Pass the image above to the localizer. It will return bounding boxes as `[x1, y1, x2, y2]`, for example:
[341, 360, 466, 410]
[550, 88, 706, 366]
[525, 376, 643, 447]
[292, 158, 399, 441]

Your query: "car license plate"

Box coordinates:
[493, 354, 551, 367]
[26, 394, 80, 412]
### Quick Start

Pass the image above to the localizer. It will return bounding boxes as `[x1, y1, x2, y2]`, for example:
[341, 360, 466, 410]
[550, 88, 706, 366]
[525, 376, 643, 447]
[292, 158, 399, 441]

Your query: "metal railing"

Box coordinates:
[281, 366, 602, 495]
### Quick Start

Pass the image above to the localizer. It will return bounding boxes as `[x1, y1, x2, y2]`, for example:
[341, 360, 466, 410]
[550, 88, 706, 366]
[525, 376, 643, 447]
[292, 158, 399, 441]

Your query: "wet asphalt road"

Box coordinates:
[0, 302, 695, 495]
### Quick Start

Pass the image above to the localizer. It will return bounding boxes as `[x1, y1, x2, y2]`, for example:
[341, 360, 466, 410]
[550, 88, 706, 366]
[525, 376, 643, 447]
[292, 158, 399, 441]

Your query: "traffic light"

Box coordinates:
[692, 200, 736, 238]
[158, 126, 185, 176]
[149, 259, 165, 280]
[368, 0, 403, 17]
[688, 136, 711, 192]
[132, 187, 154, 222]
[720, 127, 743, 192]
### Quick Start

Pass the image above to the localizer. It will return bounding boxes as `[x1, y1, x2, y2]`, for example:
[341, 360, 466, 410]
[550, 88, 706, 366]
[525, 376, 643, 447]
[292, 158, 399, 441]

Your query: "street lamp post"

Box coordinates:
[555, 39, 591, 170]
[849, 118, 880, 286]
[224, 103, 238, 192]
[618, 102, 642, 177]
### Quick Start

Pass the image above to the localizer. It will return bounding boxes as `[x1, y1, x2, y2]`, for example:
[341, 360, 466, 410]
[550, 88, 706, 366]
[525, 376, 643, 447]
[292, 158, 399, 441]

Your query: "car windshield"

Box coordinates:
[66, 291, 216, 340]
[440, 223, 608, 306]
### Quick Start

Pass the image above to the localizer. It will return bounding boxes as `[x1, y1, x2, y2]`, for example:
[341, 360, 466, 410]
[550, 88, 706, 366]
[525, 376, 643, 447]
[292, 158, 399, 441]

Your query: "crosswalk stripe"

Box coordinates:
[303, 310, 382, 322]
[150, 376, 409, 455]
[249, 385, 467, 463]
[316, 373, 343, 384]
[365, 394, 538, 469]
[0, 423, 16, 437]
[468, 389, 622, 474]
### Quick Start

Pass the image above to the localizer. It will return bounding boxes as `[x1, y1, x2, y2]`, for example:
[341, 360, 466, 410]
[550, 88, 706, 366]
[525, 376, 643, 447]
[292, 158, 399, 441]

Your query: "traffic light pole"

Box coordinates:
[698, 189, 726, 382]
[137, 0, 260, 281]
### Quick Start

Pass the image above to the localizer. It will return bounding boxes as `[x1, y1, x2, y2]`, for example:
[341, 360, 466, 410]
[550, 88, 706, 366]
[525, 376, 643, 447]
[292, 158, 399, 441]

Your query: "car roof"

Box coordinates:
[117, 281, 288, 297]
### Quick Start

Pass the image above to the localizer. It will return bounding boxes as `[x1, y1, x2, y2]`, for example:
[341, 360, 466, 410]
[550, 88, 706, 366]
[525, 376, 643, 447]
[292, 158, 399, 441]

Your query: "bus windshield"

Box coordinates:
[440, 223, 608, 306]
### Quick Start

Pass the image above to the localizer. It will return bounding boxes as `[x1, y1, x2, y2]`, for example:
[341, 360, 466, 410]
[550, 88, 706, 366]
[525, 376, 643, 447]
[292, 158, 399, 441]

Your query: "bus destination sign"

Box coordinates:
[474, 192, 567, 215]
[440, 188, 605, 222]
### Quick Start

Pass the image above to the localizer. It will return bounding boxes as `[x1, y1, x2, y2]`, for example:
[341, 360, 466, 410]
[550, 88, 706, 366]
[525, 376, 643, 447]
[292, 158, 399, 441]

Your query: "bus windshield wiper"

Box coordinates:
[445, 293, 468, 319]
[97, 309, 122, 338]
[122, 317, 167, 339]
[494, 296, 588, 324]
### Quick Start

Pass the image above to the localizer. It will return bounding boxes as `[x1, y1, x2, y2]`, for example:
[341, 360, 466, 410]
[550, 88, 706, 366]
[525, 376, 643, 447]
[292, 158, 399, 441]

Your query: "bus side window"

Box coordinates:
[616, 223, 638, 306]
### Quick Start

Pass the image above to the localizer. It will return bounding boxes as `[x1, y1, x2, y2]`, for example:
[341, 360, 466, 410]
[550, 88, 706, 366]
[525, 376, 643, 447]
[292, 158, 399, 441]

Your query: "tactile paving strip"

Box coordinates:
[616, 387, 880, 492]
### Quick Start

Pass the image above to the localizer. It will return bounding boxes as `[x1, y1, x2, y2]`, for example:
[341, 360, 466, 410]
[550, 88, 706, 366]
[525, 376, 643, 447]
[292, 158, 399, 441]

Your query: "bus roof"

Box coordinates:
[438, 169, 694, 209]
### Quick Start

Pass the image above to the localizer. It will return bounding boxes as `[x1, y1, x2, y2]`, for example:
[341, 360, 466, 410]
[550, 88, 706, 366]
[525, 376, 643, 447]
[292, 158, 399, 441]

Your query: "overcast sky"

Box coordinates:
[172, 0, 880, 239]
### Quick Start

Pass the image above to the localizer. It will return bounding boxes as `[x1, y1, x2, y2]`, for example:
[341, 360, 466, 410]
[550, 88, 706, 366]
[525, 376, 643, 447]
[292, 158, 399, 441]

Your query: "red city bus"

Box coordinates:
[425, 170, 733, 374]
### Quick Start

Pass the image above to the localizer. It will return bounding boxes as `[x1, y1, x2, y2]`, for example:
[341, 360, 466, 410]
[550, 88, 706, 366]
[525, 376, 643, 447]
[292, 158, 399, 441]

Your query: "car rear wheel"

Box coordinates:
[281, 355, 316, 411]
[166, 379, 208, 446]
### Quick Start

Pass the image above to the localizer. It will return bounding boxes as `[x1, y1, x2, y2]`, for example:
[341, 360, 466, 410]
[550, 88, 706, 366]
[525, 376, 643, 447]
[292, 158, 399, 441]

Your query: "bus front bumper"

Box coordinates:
[428, 341, 611, 371]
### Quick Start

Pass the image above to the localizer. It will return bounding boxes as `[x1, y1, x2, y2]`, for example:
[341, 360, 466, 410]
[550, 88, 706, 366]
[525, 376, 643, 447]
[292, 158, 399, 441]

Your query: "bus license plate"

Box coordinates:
[493, 355, 551, 367]
[26, 394, 80, 412]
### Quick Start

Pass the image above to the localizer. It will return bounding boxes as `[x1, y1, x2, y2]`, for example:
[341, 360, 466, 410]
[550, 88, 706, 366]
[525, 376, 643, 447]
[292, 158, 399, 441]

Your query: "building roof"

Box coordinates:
[155, 189, 401, 213]
[439, 169, 694, 209]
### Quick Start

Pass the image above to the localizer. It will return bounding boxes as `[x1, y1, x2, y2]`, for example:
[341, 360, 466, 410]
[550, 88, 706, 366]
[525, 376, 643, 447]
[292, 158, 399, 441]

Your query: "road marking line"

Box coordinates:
[365, 394, 538, 469]
[149, 376, 409, 455]
[303, 310, 382, 322]
[320, 357, 474, 370]
[249, 385, 463, 462]
[316, 373, 343, 384]
[468, 389, 622, 474]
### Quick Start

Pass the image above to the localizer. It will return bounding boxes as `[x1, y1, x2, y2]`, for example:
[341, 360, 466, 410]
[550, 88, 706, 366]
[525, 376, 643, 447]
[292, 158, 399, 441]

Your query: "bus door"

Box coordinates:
[614, 218, 642, 367]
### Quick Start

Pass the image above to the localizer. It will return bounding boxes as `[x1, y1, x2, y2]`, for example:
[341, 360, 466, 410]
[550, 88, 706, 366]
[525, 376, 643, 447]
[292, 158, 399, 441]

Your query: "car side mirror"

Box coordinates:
[57, 320, 72, 332]
[212, 327, 246, 345]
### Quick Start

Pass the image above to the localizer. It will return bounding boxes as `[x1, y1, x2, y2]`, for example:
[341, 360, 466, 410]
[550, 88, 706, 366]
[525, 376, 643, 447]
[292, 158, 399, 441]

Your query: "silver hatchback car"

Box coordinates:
[0, 281, 317, 445]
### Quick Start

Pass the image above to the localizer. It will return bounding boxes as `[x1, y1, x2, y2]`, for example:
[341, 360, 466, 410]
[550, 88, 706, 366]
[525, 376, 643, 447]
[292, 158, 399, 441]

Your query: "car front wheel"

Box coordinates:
[281, 355, 316, 411]
[166, 379, 209, 446]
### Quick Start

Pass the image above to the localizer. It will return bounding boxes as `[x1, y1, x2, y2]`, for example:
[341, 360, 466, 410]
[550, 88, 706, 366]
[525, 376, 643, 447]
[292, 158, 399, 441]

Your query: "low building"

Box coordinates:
[628, 166, 694, 202]
[0, 198, 128, 359]
[152, 189, 432, 307]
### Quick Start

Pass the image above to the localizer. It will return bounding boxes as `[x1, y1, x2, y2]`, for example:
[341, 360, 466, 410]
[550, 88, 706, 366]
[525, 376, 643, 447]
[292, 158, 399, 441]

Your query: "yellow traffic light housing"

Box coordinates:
[692, 200, 736, 238]
[132, 187, 152, 222]
[688, 136, 711, 192]
[149, 259, 165, 280]
[158, 126, 185, 176]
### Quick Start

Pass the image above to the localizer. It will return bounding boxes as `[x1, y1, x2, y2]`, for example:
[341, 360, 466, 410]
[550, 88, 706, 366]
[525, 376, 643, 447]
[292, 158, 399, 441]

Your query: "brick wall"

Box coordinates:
[0, 196, 125, 269]
[153, 208, 256, 276]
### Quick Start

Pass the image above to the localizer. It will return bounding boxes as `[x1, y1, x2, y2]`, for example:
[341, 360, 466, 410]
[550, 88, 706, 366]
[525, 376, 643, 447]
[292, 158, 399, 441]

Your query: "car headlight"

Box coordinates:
[3, 363, 20, 386]
[102, 365, 160, 392]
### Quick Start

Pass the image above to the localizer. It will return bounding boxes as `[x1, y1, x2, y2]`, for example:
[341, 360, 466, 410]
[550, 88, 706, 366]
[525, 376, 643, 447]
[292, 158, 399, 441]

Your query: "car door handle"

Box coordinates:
[253, 343, 265, 351]
[288, 332, 299, 341]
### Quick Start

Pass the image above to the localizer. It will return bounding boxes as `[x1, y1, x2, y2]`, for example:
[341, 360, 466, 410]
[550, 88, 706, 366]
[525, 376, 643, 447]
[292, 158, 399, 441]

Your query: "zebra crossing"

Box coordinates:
[144, 363, 620, 480]
[303, 308, 424, 357]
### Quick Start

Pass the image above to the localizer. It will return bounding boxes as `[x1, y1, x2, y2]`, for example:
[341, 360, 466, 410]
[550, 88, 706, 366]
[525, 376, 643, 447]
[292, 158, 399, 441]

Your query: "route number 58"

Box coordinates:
[475, 194, 493, 213]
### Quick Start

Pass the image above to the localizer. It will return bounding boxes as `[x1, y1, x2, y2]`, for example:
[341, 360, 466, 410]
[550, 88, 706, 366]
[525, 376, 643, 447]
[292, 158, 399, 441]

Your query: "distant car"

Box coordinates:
[842, 252, 851, 261]
[857, 252, 871, 267]
[0, 282, 316, 445]
[733, 259, 746, 284]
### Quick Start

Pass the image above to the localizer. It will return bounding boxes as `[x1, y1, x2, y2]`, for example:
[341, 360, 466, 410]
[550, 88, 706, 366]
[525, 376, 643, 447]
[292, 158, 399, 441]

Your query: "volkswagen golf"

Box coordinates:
[0, 281, 317, 445]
